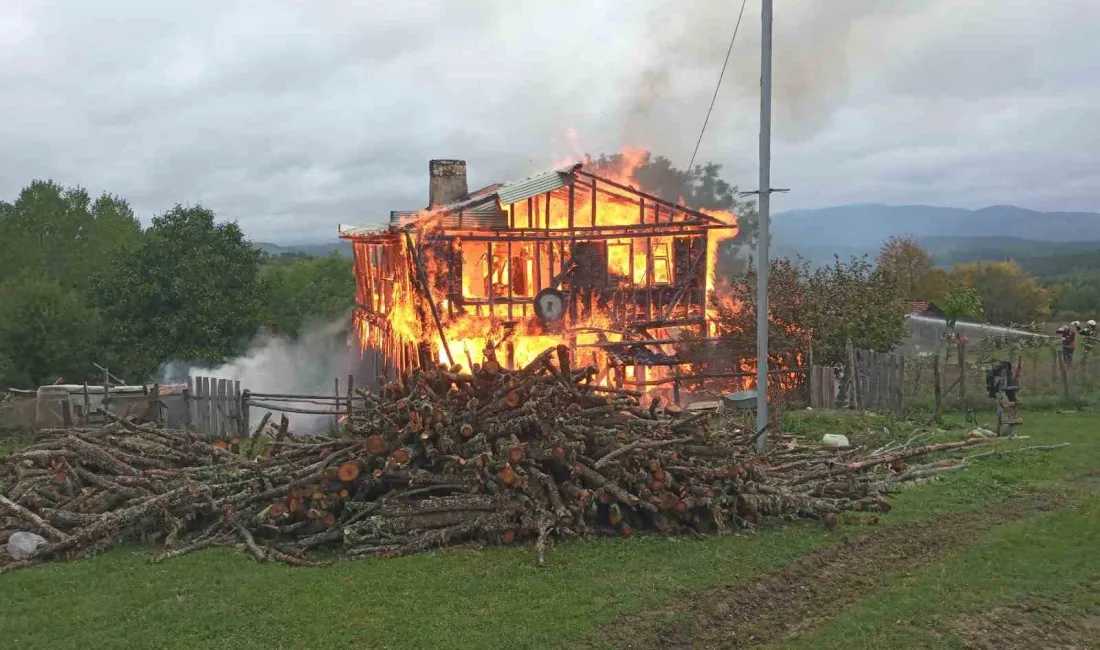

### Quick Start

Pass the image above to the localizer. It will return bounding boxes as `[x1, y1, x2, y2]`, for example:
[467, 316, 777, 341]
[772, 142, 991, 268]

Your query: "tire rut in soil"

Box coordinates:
[595, 494, 1068, 650]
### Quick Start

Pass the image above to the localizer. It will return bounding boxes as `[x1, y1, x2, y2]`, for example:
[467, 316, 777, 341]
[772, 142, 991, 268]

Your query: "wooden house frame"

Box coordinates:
[339, 160, 734, 388]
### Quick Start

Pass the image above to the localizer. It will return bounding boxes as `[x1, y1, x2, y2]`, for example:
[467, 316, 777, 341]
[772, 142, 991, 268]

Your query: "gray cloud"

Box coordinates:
[1, 0, 1097, 242]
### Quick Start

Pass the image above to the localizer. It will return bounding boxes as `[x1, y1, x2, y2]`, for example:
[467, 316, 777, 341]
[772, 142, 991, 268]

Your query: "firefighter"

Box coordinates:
[1082, 319, 1097, 361]
[1060, 324, 1076, 365]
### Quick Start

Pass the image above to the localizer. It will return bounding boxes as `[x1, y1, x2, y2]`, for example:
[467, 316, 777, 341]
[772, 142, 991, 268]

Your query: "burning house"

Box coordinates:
[339, 155, 738, 398]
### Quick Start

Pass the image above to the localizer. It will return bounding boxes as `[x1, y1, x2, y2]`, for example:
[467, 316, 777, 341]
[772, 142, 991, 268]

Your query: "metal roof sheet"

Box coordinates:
[496, 163, 582, 206]
[342, 162, 583, 236]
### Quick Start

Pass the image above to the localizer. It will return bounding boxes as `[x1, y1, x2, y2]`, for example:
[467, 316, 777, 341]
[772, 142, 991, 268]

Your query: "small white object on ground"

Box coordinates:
[8, 531, 47, 560]
[822, 434, 850, 448]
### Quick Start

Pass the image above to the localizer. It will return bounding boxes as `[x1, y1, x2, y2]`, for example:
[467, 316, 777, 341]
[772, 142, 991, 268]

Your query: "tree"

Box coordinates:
[804, 257, 907, 362]
[705, 255, 906, 367]
[93, 205, 265, 378]
[950, 261, 1052, 325]
[876, 235, 936, 302]
[939, 285, 983, 330]
[259, 254, 355, 335]
[0, 278, 103, 387]
[1049, 269, 1100, 321]
[0, 180, 141, 291]
[915, 268, 952, 304]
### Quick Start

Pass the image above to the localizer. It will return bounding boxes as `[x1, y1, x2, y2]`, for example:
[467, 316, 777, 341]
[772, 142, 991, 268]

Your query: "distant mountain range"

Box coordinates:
[252, 240, 353, 257]
[771, 204, 1100, 268]
[253, 203, 1100, 277]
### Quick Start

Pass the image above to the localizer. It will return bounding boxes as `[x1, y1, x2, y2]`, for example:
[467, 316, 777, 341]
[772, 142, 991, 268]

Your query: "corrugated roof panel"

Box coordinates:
[389, 197, 507, 230]
[496, 163, 581, 206]
[349, 162, 582, 234]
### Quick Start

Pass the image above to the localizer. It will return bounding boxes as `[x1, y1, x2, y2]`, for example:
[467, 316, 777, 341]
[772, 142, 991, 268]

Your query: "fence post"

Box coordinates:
[151, 382, 160, 425]
[957, 340, 967, 405]
[232, 380, 241, 439]
[334, 377, 340, 431]
[346, 374, 354, 436]
[184, 378, 193, 431]
[240, 390, 250, 439]
[896, 354, 905, 414]
[844, 340, 857, 409]
[200, 377, 211, 436]
[217, 379, 228, 438]
[1056, 347, 1072, 399]
[933, 353, 943, 419]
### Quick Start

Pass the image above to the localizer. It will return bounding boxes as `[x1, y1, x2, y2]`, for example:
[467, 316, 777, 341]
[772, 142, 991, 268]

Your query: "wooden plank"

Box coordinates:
[198, 377, 208, 435]
[217, 379, 228, 438]
[897, 355, 906, 413]
[233, 380, 241, 438]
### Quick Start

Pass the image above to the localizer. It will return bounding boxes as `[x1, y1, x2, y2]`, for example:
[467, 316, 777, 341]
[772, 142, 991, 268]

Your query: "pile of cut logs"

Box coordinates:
[1, 345, 1004, 571]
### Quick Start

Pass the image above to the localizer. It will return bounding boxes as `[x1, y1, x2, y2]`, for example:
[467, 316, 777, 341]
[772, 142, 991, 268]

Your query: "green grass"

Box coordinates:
[1, 411, 1099, 649]
[778, 497, 1100, 649]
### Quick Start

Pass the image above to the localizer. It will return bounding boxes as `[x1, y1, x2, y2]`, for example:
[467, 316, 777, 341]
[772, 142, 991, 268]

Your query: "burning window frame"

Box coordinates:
[339, 160, 737, 396]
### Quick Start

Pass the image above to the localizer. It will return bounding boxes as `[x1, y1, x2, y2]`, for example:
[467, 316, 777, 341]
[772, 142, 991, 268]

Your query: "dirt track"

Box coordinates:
[595, 495, 1067, 649]
[948, 598, 1100, 649]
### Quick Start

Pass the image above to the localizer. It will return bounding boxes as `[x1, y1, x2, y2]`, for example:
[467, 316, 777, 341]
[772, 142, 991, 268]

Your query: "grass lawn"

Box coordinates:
[1, 409, 1098, 649]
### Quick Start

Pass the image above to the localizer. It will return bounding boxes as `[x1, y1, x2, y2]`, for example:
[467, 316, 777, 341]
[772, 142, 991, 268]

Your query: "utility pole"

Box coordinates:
[755, 0, 773, 454]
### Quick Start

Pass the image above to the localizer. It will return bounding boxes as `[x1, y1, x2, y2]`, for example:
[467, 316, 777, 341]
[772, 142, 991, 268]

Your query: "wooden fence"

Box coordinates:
[185, 376, 244, 438]
[183, 375, 366, 439]
[807, 339, 1100, 416]
[808, 346, 905, 413]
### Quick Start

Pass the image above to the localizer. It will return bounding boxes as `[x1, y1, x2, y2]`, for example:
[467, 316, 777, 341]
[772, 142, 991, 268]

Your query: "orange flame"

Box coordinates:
[353, 145, 751, 399]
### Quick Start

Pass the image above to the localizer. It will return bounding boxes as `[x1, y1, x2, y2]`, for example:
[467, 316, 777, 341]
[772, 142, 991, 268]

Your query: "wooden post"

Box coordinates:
[334, 377, 340, 431]
[232, 380, 241, 437]
[590, 178, 597, 227]
[61, 399, 72, 427]
[151, 382, 160, 425]
[82, 381, 89, 425]
[217, 379, 228, 438]
[1057, 346, 1072, 399]
[896, 355, 906, 413]
[102, 368, 110, 419]
[933, 354, 943, 419]
[809, 366, 819, 408]
[346, 374, 354, 436]
[506, 239, 513, 321]
[201, 377, 211, 436]
[183, 379, 192, 431]
[240, 389, 250, 439]
[673, 365, 682, 406]
[957, 340, 967, 405]
[193, 377, 202, 434]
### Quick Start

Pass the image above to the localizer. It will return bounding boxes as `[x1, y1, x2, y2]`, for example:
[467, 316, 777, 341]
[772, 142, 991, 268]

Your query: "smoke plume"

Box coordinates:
[162, 315, 356, 433]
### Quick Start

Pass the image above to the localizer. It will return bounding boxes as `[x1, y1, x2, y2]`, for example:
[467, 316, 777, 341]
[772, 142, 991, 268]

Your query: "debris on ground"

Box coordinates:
[0, 345, 1052, 571]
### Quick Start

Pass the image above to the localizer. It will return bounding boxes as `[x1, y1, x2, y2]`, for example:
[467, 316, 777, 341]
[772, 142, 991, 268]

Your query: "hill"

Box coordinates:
[252, 241, 353, 258]
[771, 204, 1100, 267]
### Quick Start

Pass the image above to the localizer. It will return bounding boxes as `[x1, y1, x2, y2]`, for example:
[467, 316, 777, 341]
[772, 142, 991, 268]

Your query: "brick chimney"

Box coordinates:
[429, 159, 468, 208]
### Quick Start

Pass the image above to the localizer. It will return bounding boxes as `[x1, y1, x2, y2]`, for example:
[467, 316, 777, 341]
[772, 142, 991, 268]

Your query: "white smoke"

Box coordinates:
[164, 315, 356, 433]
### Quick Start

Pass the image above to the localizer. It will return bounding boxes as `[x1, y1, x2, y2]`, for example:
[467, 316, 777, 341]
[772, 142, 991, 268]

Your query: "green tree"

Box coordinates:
[1049, 269, 1100, 320]
[876, 235, 936, 302]
[805, 257, 907, 362]
[940, 285, 983, 330]
[705, 255, 906, 366]
[0, 180, 141, 291]
[93, 205, 264, 377]
[950, 261, 1051, 325]
[259, 254, 355, 335]
[0, 278, 103, 387]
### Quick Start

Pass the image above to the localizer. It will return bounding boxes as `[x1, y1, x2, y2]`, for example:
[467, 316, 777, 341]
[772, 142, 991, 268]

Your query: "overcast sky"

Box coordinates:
[2, 0, 1097, 242]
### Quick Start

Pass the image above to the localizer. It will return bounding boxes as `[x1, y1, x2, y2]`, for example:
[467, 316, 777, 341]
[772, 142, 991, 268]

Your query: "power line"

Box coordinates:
[686, 0, 749, 173]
